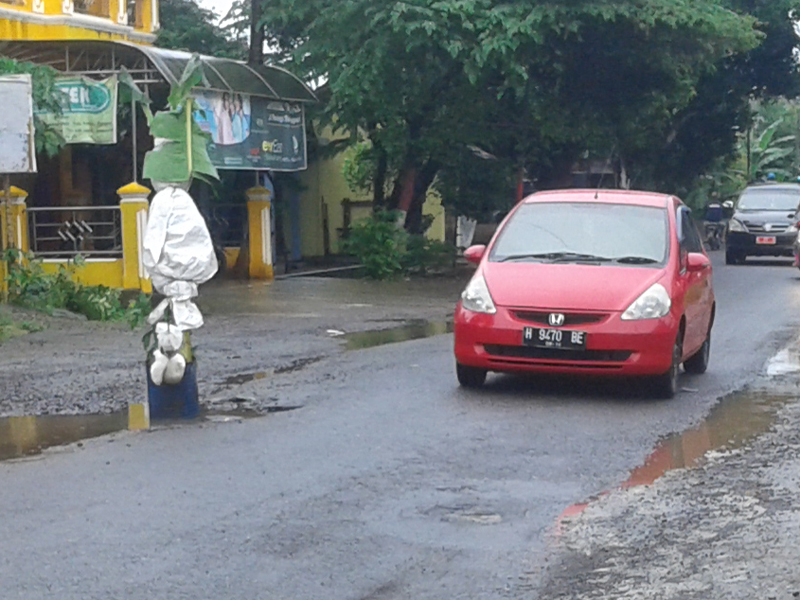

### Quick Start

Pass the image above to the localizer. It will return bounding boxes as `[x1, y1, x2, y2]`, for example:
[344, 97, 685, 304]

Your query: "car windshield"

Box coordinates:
[737, 189, 800, 211]
[489, 202, 669, 266]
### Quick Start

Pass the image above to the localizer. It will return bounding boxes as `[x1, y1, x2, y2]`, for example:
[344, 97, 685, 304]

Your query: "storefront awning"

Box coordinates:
[0, 40, 317, 103]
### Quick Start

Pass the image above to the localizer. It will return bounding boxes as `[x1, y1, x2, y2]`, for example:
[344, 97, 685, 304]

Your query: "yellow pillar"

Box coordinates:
[246, 186, 273, 280]
[118, 182, 152, 293]
[1, 187, 29, 294]
[1, 186, 29, 253]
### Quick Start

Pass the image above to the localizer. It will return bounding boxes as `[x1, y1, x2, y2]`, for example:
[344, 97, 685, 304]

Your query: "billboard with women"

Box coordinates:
[192, 91, 307, 172]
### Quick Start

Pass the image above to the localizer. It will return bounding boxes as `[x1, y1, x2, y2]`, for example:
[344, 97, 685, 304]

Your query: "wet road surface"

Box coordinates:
[2, 253, 800, 599]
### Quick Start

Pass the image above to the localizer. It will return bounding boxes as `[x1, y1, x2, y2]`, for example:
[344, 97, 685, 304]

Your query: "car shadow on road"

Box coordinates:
[459, 372, 676, 404]
[735, 258, 794, 268]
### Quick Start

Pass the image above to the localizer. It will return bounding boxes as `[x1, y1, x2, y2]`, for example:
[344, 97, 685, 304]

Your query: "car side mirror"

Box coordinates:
[687, 252, 711, 273]
[463, 245, 486, 265]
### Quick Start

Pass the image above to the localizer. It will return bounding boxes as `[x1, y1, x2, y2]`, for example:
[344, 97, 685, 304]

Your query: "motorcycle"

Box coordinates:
[703, 221, 724, 251]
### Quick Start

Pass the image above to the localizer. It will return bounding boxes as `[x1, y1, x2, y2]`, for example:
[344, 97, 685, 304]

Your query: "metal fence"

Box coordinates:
[28, 205, 122, 259]
[202, 203, 247, 249]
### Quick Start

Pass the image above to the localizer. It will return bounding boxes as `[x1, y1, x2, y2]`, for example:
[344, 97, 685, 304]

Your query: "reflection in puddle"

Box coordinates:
[345, 320, 453, 350]
[223, 371, 270, 385]
[0, 412, 128, 461]
[0, 402, 303, 461]
[556, 390, 792, 531]
[766, 348, 800, 376]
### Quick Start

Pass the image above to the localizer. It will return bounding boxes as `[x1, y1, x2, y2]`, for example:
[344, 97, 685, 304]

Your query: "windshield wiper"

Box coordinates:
[613, 256, 660, 264]
[499, 252, 611, 263]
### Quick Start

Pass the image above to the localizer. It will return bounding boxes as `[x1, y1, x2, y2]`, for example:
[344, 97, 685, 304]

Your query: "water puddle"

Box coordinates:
[0, 403, 301, 461]
[766, 347, 800, 376]
[224, 372, 270, 385]
[0, 412, 128, 461]
[344, 320, 453, 350]
[556, 390, 793, 531]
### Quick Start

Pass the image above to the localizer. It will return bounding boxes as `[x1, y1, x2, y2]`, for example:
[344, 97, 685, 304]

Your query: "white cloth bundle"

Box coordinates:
[142, 185, 218, 331]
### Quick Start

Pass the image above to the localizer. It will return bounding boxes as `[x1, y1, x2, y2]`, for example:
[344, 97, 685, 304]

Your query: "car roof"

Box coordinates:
[522, 189, 673, 209]
[743, 183, 800, 192]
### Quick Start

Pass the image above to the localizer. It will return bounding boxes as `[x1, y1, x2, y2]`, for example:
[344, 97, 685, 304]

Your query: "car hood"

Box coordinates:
[735, 209, 795, 226]
[483, 263, 666, 311]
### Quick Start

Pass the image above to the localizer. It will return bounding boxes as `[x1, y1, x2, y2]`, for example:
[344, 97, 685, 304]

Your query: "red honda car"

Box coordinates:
[454, 189, 715, 398]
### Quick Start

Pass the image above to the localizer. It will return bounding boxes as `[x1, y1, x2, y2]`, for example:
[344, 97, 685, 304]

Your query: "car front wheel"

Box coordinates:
[684, 332, 710, 375]
[456, 363, 487, 388]
[650, 334, 682, 399]
[725, 250, 745, 265]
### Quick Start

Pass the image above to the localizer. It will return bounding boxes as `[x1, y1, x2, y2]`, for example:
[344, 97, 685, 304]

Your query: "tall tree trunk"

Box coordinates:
[372, 141, 388, 210]
[249, 0, 265, 65]
[404, 161, 439, 234]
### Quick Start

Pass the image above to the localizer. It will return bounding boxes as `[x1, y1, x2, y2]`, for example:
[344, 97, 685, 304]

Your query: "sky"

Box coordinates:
[197, 0, 231, 20]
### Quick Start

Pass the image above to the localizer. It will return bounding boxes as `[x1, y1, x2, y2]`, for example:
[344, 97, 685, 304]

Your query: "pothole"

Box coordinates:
[556, 389, 793, 530]
[0, 412, 128, 461]
[0, 403, 302, 461]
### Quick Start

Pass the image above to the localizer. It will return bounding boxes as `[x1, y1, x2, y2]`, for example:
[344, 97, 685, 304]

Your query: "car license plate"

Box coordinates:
[756, 236, 777, 245]
[523, 327, 586, 350]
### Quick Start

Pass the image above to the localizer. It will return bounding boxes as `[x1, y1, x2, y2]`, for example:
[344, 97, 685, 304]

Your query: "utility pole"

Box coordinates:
[248, 0, 265, 66]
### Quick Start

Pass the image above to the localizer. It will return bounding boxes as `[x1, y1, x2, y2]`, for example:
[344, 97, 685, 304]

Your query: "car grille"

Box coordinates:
[484, 344, 631, 363]
[744, 223, 789, 234]
[512, 311, 608, 326]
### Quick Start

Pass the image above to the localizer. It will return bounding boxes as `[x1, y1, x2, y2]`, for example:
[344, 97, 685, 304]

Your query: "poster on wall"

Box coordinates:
[0, 75, 36, 173]
[192, 91, 307, 172]
[36, 75, 118, 145]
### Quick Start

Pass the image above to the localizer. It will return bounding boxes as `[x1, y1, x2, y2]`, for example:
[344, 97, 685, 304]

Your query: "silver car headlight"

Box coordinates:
[728, 218, 748, 233]
[461, 274, 497, 314]
[787, 223, 799, 234]
[621, 283, 671, 321]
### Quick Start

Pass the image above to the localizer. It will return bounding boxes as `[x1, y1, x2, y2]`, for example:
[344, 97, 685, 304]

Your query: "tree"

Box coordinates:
[156, 0, 246, 59]
[0, 58, 64, 157]
[237, 0, 795, 229]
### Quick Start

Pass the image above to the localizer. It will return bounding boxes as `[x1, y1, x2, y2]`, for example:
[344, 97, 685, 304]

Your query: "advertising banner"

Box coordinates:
[36, 75, 118, 145]
[192, 91, 307, 172]
[0, 74, 36, 173]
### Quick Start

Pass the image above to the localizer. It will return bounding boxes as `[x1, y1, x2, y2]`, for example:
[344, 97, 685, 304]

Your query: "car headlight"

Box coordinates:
[621, 283, 671, 321]
[728, 218, 748, 233]
[461, 274, 497, 314]
[788, 223, 799, 234]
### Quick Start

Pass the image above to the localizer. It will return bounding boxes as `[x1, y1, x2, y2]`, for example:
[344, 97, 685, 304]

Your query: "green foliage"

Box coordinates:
[156, 0, 246, 59]
[121, 56, 219, 184]
[342, 143, 378, 195]
[1, 249, 151, 326]
[343, 210, 407, 279]
[343, 210, 455, 279]
[0, 57, 65, 157]
[402, 236, 456, 276]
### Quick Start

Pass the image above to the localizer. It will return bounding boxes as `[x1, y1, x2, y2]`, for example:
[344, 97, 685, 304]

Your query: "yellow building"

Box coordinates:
[0, 1, 446, 283]
[0, 0, 158, 44]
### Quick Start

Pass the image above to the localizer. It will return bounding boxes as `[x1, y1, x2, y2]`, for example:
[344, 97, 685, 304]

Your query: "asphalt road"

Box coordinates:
[3, 252, 800, 600]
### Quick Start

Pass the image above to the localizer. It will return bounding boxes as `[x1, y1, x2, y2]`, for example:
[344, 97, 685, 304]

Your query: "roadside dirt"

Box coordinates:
[531, 356, 800, 599]
[0, 274, 469, 417]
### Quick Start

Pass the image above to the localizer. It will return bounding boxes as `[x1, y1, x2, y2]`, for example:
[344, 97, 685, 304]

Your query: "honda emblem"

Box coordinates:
[548, 313, 566, 327]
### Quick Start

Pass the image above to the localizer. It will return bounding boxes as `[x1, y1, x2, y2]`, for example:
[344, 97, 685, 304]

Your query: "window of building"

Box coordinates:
[127, 0, 143, 27]
[74, 0, 110, 17]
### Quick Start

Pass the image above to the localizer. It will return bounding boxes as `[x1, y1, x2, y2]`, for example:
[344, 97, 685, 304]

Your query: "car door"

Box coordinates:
[677, 206, 712, 356]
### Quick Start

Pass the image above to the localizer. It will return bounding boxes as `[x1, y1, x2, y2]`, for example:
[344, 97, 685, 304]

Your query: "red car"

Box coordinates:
[454, 189, 715, 398]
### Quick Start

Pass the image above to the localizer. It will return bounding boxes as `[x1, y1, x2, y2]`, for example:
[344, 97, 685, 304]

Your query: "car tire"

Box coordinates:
[456, 363, 487, 388]
[651, 334, 682, 399]
[683, 332, 710, 375]
[725, 250, 745, 265]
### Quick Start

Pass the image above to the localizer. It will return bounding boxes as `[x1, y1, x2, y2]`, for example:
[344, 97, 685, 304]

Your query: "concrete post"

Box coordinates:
[117, 182, 152, 293]
[246, 186, 273, 279]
